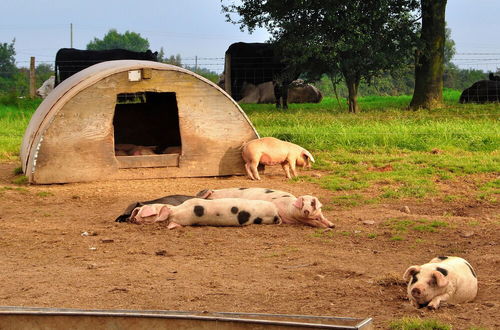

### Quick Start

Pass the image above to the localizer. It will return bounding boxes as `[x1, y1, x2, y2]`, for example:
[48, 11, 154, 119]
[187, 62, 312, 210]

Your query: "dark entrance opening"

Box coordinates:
[113, 92, 182, 158]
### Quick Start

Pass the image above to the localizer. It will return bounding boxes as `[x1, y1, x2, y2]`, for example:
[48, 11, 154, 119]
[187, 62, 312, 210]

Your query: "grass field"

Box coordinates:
[1, 90, 499, 202]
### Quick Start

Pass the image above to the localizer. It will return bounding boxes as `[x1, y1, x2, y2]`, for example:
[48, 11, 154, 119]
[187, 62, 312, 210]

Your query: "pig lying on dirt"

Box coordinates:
[403, 256, 478, 309]
[241, 137, 315, 180]
[196, 187, 333, 228]
[130, 198, 282, 229]
[115, 194, 200, 223]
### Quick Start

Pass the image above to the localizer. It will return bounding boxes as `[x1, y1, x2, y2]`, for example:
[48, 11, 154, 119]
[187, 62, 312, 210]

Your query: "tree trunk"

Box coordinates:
[410, 0, 447, 110]
[345, 74, 360, 113]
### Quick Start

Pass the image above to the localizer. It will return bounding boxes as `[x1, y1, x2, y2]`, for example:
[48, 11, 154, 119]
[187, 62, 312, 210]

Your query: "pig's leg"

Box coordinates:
[428, 293, 450, 309]
[281, 163, 292, 179]
[288, 159, 298, 177]
[167, 222, 183, 230]
[247, 159, 261, 180]
[245, 162, 256, 180]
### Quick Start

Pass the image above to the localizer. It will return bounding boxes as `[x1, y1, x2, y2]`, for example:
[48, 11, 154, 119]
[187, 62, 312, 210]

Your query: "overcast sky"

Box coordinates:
[1, 0, 499, 73]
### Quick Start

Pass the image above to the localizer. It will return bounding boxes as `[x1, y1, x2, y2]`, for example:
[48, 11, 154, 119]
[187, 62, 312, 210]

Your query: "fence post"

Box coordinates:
[224, 53, 231, 96]
[29, 57, 36, 99]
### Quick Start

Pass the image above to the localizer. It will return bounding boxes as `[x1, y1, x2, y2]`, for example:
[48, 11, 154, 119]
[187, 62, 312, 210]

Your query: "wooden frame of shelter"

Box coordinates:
[21, 60, 259, 184]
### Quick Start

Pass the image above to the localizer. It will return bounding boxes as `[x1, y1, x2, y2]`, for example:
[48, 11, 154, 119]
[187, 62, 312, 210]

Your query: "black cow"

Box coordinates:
[225, 42, 299, 109]
[459, 80, 500, 103]
[54, 48, 158, 86]
[489, 73, 500, 81]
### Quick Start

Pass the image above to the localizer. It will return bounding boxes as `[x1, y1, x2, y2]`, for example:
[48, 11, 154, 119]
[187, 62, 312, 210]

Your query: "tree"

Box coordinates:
[410, 0, 447, 109]
[86, 29, 150, 52]
[0, 39, 18, 94]
[222, 0, 420, 113]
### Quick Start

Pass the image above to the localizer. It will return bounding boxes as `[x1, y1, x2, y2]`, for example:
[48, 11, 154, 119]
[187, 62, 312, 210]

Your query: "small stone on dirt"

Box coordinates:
[100, 239, 114, 243]
[363, 220, 375, 225]
[460, 231, 475, 238]
[156, 250, 169, 256]
[401, 206, 411, 214]
[311, 173, 322, 178]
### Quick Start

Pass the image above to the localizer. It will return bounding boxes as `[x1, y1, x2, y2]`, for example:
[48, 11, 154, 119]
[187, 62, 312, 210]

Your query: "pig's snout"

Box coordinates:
[411, 287, 422, 298]
[303, 210, 310, 217]
[274, 215, 282, 224]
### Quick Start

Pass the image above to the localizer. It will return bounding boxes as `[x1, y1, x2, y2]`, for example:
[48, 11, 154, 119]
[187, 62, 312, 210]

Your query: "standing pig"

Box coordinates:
[403, 256, 478, 309]
[242, 137, 315, 180]
[130, 198, 282, 229]
[197, 187, 333, 228]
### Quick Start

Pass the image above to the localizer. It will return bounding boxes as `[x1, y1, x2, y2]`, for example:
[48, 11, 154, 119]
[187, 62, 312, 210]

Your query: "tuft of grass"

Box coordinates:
[36, 191, 53, 197]
[12, 176, 28, 185]
[390, 235, 405, 241]
[367, 233, 377, 239]
[13, 166, 23, 175]
[389, 317, 451, 330]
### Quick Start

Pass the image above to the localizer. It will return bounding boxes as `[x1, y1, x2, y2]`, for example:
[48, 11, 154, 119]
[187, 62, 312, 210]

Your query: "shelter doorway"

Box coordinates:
[113, 92, 182, 168]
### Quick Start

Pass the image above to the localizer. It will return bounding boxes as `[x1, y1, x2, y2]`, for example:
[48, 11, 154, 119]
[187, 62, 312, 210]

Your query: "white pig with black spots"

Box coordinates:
[403, 256, 478, 309]
[130, 198, 282, 229]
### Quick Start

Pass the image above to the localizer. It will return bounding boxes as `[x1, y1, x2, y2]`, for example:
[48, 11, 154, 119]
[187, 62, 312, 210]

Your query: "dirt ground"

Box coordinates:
[0, 162, 498, 329]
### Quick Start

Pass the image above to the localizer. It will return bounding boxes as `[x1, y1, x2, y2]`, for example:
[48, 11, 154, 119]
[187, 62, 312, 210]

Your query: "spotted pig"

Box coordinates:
[403, 256, 478, 309]
[130, 198, 282, 229]
[196, 187, 333, 228]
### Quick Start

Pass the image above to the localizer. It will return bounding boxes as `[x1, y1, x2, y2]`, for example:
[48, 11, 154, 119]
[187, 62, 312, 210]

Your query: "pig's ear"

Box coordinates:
[313, 197, 323, 209]
[130, 207, 141, 222]
[403, 266, 421, 282]
[302, 150, 315, 163]
[293, 197, 304, 209]
[432, 270, 449, 288]
[157, 205, 171, 221]
[138, 205, 158, 218]
[196, 189, 213, 199]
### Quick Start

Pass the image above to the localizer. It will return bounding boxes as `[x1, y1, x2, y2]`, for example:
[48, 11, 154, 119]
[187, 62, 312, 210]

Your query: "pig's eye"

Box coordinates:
[428, 278, 437, 286]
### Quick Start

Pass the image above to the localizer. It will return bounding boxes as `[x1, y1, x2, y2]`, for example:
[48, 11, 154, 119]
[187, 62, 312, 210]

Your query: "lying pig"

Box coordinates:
[403, 256, 478, 309]
[115, 144, 157, 156]
[115, 194, 201, 223]
[130, 198, 282, 229]
[241, 137, 315, 180]
[196, 187, 333, 228]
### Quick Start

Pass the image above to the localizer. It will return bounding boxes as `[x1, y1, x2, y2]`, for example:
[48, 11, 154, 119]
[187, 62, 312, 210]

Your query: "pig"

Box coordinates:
[114, 144, 158, 156]
[403, 256, 478, 309]
[196, 187, 333, 228]
[130, 198, 282, 229]
[115, 194, 200, 223]
[241, 137, 315, 180]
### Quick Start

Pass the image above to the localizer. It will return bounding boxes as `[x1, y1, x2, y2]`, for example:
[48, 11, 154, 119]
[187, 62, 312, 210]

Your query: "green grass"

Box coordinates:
[0, 100, 40, 160]
[241, 93, 499, 199]
[1, 92, 498, 204]
[389, 317, 451, 330]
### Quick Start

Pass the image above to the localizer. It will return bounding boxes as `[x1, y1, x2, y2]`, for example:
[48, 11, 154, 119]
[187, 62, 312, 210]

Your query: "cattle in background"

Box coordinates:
[488, 72, 500, 81]
[36, 76, 55, 99]
[238, 80, 322, 104]
[54, 48, 158, 86]
[459, 79, 500, 103]
[224, 42, 299, 109]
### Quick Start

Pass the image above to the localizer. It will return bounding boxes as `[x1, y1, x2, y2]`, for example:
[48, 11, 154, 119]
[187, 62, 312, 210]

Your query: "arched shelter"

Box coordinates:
[21, 60, 259, 184]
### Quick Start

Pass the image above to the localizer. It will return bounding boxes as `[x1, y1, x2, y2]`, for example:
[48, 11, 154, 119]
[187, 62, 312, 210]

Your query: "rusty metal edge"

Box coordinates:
[0, 306, 373, 329]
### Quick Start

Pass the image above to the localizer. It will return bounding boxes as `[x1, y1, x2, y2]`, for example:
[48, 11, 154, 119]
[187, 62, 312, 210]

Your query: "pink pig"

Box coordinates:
[197, 187, 333, 228]
[242, 137, 315, 180]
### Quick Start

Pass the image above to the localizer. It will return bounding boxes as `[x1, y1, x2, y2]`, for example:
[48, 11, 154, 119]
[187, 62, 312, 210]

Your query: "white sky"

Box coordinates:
[0, 0, 499, 73]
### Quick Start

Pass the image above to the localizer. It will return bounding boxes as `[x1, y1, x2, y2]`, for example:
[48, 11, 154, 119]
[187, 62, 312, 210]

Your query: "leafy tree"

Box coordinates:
[86, 29, 150, 52]
[0, 39, 18, 94]
[222, 0, 420, 113]
[410, 0, 447, 109]
[155, 47, 183, 67]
